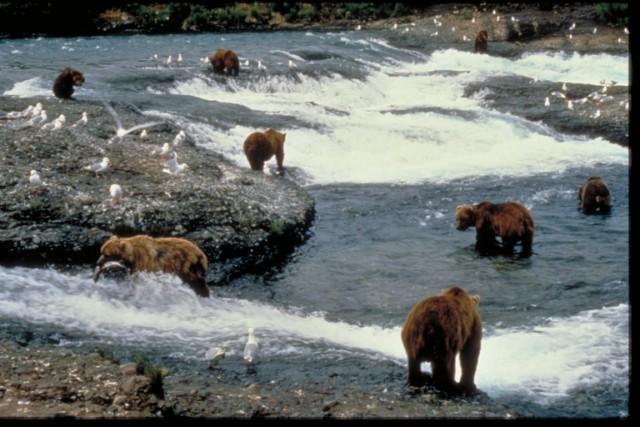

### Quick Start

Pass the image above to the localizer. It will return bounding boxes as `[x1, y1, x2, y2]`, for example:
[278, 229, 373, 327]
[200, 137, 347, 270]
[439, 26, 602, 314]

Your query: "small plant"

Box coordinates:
[133, 351, 164, 397]
[96, 347, 119, 364]
[270, 218, 286, 235]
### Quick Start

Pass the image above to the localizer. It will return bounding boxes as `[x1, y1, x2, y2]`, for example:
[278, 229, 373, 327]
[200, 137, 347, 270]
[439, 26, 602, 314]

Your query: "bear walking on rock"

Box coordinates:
[456, 201, 535, 257]
[474, 30, 488, 53]
[578, 177, 611, 213]
[93, 235, 210, 298]
[243, 128, 286, 172]
[53, 67, 85, 99]
[401, 287, 482, 395]
[209, 49, 240, 76]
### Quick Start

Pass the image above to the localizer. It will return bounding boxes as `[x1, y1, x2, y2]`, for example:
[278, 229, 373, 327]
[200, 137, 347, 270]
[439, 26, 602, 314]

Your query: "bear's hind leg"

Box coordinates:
[432, 355, 458, 394]
[407, 358, 430, 387]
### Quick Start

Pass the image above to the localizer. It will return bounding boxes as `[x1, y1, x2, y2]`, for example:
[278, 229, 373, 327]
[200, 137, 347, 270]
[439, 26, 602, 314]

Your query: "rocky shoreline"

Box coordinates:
[0, 96, 315, 285]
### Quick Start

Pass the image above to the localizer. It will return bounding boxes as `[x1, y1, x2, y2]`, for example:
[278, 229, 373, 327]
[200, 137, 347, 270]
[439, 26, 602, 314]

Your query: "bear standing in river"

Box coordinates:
[578, 177, 611, 213]
[93, 235, 210, 298]
[53, 67, 85, 99]
[243, 128, 286, 172]
[209, 49, 240, 76]
[401, 286, 482, 395]
[474, 30, 488, 53]
[456, 201, 535, 256]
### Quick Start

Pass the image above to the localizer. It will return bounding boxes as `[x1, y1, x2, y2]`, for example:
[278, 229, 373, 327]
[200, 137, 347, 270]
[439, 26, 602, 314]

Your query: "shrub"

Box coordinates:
[133, 352, 164, 397]
[594, 3, 628, 26]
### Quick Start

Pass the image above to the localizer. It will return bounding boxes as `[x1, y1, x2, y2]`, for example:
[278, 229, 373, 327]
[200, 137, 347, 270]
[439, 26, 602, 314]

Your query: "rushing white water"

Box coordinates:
[165, 49, 628, 185]
[0, 266, 628, 405]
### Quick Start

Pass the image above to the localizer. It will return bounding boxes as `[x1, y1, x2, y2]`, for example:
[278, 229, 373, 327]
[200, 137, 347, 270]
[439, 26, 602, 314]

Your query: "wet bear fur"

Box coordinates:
[578, 177, 611, 213]
[95, 235, 209, 298]
[401, 286, 482, 395]
[456, 201, 535, 256]
[243, 128, 286, 172]
[53, 67, 85, 99]
[209, 49, 240, 76]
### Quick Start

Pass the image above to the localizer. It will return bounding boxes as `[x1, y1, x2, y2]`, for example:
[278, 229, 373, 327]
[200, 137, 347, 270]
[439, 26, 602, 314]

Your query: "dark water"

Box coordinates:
[0, 30, 629, 417]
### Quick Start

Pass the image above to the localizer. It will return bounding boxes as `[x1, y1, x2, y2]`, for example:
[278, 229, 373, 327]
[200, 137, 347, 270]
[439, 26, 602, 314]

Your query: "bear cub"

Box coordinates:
[53, 67, 85, 99]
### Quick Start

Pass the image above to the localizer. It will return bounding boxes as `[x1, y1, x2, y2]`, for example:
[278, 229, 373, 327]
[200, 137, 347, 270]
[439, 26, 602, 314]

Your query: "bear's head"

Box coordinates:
[442, 286, 480, 304]
[455, 205, 476, 230]
[93, 236, 135, 281]
[63, 68, 85, 87]
[265, 128, 286, 145]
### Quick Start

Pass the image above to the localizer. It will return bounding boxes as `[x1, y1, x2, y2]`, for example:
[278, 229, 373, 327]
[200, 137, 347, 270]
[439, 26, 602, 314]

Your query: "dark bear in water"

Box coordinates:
[455, 201, 535, 257]
[474, 30, 488, 53]
[578, 177, 611, 213]
[53, 67, 85, 99]
[209, 49, 240, 76]
[401, 287, 482, 395]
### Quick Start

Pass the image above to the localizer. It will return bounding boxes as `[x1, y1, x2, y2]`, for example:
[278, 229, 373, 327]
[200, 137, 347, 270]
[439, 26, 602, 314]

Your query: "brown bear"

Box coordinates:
[93, 235, 210, 298]
[209, 49, 240, 76]
[243, 128, 286, 172]
[474, 30, 488, 53]
[456, 201, 535, 256]
[578, 177, 611, 213]
[401, 286, 482, 395]
[53, 67, 85, 99]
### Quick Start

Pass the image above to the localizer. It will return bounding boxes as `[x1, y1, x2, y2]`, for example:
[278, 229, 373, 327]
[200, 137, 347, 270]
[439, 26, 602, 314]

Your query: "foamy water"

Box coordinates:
[162, 48, 628, 185]
[0, 266, 628, 405]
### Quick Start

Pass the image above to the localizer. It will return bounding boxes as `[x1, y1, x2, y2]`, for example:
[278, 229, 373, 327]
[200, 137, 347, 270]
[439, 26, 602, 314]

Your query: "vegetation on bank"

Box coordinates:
[0, 2, 628, 37]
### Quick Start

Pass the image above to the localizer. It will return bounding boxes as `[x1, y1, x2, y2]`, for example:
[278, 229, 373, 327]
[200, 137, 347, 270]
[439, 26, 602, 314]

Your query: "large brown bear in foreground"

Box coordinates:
[243, 128, 286, 172]
[474, 30, 488, 53]
[209, 49, 240, 76]
[401, 287, 482, 395]
[93, 235, 209, 298]
[456, 201, 535, 256]
[578, 177, 611, 213]
[53, 67, 85, 99]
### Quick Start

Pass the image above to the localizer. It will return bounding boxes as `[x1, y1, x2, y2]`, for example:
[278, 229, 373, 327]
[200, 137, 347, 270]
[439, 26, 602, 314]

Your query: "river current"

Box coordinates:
[0, 30, 629, 417]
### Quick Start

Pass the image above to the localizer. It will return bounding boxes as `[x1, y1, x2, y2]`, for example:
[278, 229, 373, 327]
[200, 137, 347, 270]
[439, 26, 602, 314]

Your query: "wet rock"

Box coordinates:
[119, 363, 137, 377]
[15, 331, 34, 347]
[0, 97, 315, 285]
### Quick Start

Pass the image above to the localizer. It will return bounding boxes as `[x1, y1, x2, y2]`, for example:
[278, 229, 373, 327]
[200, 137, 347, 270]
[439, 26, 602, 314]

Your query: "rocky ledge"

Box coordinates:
[0, 96, 315, 284]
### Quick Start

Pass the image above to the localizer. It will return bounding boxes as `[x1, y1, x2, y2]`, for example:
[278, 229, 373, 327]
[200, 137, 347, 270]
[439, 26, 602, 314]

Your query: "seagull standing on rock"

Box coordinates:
[110, 184, 123, 205]
[29, 170, 44, 193]
[567, 100, 574, 110]
[41, 114, 65, 131]
[71, 112, 88, 128]
[172, 130, 186, 147]
[544, 97, 550, 107]
[163, 151, 189, 175]
[84, 157, 110, 177]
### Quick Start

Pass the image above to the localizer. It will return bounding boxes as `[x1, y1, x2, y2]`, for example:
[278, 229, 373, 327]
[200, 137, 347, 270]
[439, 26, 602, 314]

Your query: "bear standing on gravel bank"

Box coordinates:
[209, 49, 240, 76]
[578, 177, 612, 213]
[243, 128, 286, 172]
[93, 235, 210, 298]
[456, 201, 535, 257]
[401, 286, 482, 395]
[53, 67, 85, 99]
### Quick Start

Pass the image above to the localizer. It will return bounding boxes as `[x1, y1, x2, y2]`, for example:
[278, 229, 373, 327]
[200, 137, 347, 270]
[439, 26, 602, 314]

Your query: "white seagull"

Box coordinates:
[544, 97, 550, 107]
[288, 59, 297, 69]
[430, 31, 439, 37]
[166, 55, 172, 65]
[463, 35, 470, 41]
[257, 60, 267, 71]
[172, 130, 186, 146]
[7, 104, 34, 119]
[243, 327, 258, 364]
[592, 109, 601, 119]
[205, 348, 226, 367]
[355, 25, 362, 31]
[243, 59, 249, 66]
[41, 114, 66, 131]
[567, 100, 573, 110]
[471, 17, 476, 23]
[26, 110, 47, 127]
[392, 23, 398, 30]
[29, 170, 43, 192]
[71, 112, 88, 127]
[84, 157, 110, 177]
[562, 82, 568, 92]
[103, 101, 162, 144]
[163, 151, 189, 175]
[140, 129, 149, 139]
[569, 22, 576, 31]
[496, 15, 501, 22]
[593, 27, 597, 35]
[624, 27, 629, 35]
[569, 33, 573, 39]
[177, 53, 183, 62]
[110, 183, 123, 205]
